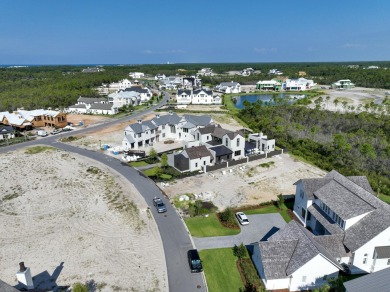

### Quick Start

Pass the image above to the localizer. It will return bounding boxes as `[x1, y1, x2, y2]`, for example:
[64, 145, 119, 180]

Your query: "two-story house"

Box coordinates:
[176, 89, 216, 104]
[252, 170, 390, 291]
[216, 81, 241, 94]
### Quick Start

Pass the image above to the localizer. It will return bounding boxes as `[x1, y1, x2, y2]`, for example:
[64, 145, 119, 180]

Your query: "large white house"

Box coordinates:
[65, 97, 118, 115]
[215, 81, 241, 94]
[283, 78, 316, 91]
[122, 113, 213, 150]
[176, 89, 219, 104]
[252, 170, 390, 291]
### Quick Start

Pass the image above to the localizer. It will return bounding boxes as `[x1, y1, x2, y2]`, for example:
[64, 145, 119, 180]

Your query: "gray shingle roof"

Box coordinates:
[185, 145, 212, 160]
[129, 121, 157, 134]
[314, 180, 375, 220]
[198, 125, 217, 134]
[90, 103, 114, 110]
[69, 104, 87, 109]
[313, 235, 350, 258]
[344, 209, 390, 251]
[152, 113, 181, 126]
[123, 86, 149, 93]
[307, 204, 344, 235]
[375, 246, 390, 259]
[0, 280, 19, 292]
[177, 89, 192, 95]
[209, 145, 233, 157]
[343, 267, 390, 292]
[261, 221, 342, 279]
[0, 125, 15, 134]
[183, 115, 212, 127]
[193, 89, 212, 95]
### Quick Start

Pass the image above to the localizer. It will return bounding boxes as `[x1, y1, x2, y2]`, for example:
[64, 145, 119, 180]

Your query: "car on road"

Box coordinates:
[187, 249, 203, 273]
[50, 129, 62, 135]
[153, 197, 167, 213]
[235, 212, 249, 225]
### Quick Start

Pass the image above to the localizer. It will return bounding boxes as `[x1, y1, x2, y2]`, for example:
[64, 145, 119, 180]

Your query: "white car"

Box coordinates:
[236, 212, 249, 225]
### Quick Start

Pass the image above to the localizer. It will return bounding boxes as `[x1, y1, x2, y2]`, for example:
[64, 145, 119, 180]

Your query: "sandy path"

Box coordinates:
[0, 147, 167, 291]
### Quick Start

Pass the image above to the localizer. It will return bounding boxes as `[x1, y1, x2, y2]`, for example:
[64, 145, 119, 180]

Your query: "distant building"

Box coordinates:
[331, 79, 355, 89]
[129, 72, 145, 79]
[256, 79, 282, 91]
[0, 125, 15, 140]
[82, 67, 104, 73]
[283, 78, 316, 91]
[268, 69, 283, 75]
[65, 97, 118, 115]
[215, 81, 241, 94]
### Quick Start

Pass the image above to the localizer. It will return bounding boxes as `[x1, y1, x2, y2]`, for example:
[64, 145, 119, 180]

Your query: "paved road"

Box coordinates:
[0, 93, 207, 292]
[194, 214, 286, 250]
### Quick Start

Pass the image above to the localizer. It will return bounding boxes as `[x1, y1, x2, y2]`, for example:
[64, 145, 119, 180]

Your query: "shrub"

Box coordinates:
[219, 207, 237, 227]
[72, 282, 88, 292]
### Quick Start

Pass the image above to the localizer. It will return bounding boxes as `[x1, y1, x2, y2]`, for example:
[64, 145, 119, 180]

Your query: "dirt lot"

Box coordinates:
[162, 153, 326, 210]
[0, 147, 167, 291]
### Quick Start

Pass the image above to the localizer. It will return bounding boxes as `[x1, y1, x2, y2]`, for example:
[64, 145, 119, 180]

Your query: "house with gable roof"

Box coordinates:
[215, 81, 241, 94]
[169, 145, 213, 172]
[252, 170, 390, 291]
[176, 88, 218, 104]
[252, 220, 342, 291]
[122, 113, 213, 150]
[0, 125, 15, 140]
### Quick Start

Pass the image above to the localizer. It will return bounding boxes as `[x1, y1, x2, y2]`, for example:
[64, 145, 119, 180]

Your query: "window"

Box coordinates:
[301, 208, 306, 219]
[237, 138, 240, 147]
[203, 161, 206, 165]
[134, 134, 136, 138]
[235, 150, 241, 156]
[183, 128, 188, 133]
[300, 190, 304, 199]
[363, 258, 367, 264]
[138, 133, 141, 138]
[387, 259, 390, 265]
[225, 138, 228, 146]
[302, 276, 306, 282]
[195, 163, 198, 167]
[162, 125, 165, 130]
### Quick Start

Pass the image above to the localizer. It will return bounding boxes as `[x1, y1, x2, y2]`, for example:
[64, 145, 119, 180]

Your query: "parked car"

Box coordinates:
[235, 212, 249, 225]
[153, 197, 167, 213]
[187, 249, 203, 273]
[36, 130, 48, 137]
[50, 129, 62, 135]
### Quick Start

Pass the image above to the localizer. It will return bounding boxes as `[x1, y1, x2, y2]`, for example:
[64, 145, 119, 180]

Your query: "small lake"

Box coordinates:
[233, 93, 306, 109]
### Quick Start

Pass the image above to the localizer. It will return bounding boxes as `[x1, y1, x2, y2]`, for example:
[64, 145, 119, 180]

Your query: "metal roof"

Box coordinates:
[343, 267, 390, 292]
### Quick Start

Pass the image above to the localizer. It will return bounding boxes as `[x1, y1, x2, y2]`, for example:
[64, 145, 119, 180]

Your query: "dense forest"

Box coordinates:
[1, 62, 390, 111]
[238, 102, 390, 196]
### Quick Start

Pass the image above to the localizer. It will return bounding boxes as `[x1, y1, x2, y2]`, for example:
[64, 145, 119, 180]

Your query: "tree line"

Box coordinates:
[239, 101, 390, 196]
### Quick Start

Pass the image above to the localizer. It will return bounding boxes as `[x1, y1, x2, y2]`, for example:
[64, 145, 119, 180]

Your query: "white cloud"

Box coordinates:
[254, 47, 277, 53]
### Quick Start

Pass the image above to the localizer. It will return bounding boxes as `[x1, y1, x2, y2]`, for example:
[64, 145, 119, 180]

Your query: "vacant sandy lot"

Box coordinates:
[0, 147, 167, 291]
[162, 153, 326, 210]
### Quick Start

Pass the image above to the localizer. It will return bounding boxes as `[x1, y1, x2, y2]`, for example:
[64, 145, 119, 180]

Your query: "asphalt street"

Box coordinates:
[194, 214, 286, 250]
[0, 93, 207, 292]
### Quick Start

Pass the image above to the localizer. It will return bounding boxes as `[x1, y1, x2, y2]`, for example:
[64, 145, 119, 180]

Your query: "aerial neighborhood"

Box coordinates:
[0, 62, 389, 292]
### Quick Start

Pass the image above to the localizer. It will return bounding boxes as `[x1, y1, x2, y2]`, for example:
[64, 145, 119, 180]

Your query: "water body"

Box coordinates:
[233, 93, 306, 109]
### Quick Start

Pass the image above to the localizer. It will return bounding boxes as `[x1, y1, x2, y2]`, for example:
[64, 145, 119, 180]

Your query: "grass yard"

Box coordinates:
[243, 202, 293, 223]
[200, 248, 244, 292]
[25, 145, 55, 154]
[379, 194, 390, 204]
[129, 160, 149, 167]
[185, 214, 240, 237]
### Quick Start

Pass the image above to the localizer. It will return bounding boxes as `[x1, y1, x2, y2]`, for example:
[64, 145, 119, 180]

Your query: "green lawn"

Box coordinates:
[379, 194, 390, 204]
[185, 214, 240, 237]
[129, 160, 149, 167]
[244, 202, 293, 223]
[200, 248, 244, 292]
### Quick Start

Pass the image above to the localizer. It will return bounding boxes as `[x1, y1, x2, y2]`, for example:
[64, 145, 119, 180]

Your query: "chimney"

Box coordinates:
[137, 119, 142, 124]
[19, 262, 26, 272]
[16, 262, 34, 290]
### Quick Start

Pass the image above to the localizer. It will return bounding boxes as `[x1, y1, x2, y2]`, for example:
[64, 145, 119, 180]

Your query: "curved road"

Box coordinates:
[0, 94, 206, 292]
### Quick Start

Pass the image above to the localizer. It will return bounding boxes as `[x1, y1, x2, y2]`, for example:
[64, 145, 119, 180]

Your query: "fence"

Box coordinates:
[205, 162, 227, 172]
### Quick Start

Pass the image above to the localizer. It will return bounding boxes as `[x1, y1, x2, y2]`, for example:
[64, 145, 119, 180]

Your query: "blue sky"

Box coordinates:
[1, 0, 389, 64]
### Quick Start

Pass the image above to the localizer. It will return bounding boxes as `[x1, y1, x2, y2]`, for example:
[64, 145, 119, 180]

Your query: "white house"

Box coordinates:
[176, 89, 215, 104]
[122, 113, 213, 150]
[168, 145, 213, 172]
[215, 81, 241, 94]
[108, 91, 141, 108]
[269, 69, 283, 75]
[0, 125, 15, 140]
[283, 78, 316, 91]
[252, 220, 341, 291]
[108, 79, 132, 91]
[129, 72, 145, 79]
[65, 97, 118, 115]
[252, 170, 390, 291]
[176, 90, 192, 104]
[248, 132, 275, 153]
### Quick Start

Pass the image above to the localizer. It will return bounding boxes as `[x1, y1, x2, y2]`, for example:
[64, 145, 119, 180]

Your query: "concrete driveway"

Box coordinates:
[193, 213, 286, 250]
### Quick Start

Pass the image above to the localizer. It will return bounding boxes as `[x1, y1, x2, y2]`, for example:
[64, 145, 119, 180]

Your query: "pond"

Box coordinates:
[233, 93, 306, 109]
